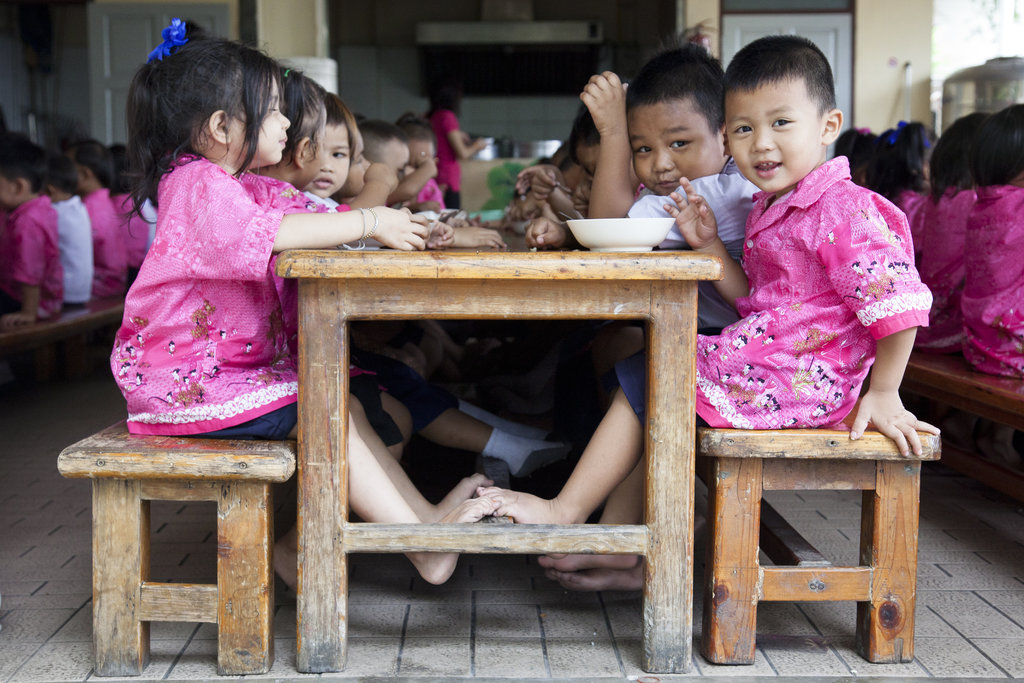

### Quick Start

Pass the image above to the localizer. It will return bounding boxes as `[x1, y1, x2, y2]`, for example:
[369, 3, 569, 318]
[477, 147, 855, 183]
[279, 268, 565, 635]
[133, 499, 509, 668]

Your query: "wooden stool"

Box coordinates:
[57, 422, 296, 676]
[698, 427, 940, 665]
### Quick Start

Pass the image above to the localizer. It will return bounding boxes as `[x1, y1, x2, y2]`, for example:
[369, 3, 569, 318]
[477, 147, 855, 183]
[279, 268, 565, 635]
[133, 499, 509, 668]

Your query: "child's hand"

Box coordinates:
[426, 220, 454, 249]
[452, 226, 507, 250]
[526, 216, 567, 249]
[580, 71, 628, 138]
[373, 207, 428, 251]
[850, 388, 940, 456]
[0, 311, 37, 329]
[515, 165, 563, 201]
[364, 162, 399, 194]
[664, 177, 719, 250]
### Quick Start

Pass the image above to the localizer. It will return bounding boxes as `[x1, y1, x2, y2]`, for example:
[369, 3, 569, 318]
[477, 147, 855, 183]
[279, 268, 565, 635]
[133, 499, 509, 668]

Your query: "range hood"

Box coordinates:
[416, 20, 603, 45]
[417, 20, 604, 96]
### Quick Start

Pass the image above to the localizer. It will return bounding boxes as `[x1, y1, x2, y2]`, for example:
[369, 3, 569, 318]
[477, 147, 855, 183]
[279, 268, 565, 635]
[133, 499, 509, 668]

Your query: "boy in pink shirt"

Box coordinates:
[0, 133, 63, 327]
[481, 36, 938, 590]
[67, 140, 127, 298]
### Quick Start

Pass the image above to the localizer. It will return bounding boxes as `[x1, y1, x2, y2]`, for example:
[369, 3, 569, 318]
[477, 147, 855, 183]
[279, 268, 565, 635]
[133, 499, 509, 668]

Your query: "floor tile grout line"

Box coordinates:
[7, 593, 94, 683]
[163, 622, 203, 680]
[924, 605, 1012, 678]
[469, 590, 477, 678]
[394, 603, 410, 675]
[535, 603, 552, 678]
[795, 602, 857, 677]
[595, 591, 627, 678]
[972, 590, 1024, 633]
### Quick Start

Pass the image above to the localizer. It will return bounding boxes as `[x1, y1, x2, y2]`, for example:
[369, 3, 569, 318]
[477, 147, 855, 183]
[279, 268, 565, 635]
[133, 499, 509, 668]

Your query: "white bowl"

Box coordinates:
[566, 217, 675, 252]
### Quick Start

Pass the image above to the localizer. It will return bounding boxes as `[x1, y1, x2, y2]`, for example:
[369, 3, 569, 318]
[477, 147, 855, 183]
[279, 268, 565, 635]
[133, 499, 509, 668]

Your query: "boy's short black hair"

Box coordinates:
[970, 104, 1024, 187]
[46, 152, 80, 195]
[626, 43, 725, 132]
[0, 132, 47, 193]
[724, 35, 836, 114]
[66, 138, 114, 188]
[359, 119, 409, 163]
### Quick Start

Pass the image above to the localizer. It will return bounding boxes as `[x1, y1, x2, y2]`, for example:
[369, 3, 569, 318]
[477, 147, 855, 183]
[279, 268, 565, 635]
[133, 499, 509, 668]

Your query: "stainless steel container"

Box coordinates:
[941, 57, 1024, 132]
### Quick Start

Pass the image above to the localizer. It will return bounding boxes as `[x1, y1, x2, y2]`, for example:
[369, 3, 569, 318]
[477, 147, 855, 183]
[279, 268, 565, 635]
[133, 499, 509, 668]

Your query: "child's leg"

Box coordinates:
[483, 389, 644, 524]
[380, 391, 412, 458]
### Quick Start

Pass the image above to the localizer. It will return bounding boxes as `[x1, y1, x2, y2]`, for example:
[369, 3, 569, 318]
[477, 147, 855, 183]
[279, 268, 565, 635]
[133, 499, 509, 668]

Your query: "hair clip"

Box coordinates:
[283, 68, 291, 78]
[884, 120, 908, 146]
[855, 127, 872, 135]
[147, 18, 188, 63]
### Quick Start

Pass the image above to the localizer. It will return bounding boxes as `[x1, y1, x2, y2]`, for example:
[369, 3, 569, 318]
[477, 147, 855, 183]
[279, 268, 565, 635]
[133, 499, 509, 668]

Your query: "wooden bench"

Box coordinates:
[698, 427, 940, 665]
[0, 297, 124, 380]
[900, 351, 1024, 501]
[57, 422, 296, 676]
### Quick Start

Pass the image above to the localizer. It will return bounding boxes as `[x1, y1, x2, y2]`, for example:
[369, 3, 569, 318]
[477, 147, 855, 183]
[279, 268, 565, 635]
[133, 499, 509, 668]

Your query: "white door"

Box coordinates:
[87, 3, 229, 144]
[721, 13, 853, 123]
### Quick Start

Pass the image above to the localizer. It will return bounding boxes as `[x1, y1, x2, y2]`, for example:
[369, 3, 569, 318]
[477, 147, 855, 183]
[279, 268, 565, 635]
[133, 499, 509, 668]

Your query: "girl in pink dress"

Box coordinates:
[914, 112, 988, 353]
[865, 120, 932, 263]
[112, 25, 500, 586]
[480, 36, 938, 591]
[427, 79, 487, 210]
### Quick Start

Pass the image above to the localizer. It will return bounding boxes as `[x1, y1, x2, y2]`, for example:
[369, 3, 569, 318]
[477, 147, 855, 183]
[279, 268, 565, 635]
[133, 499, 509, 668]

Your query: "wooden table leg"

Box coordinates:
[642, 281, 697, 673]
[296, 280, 349, 672]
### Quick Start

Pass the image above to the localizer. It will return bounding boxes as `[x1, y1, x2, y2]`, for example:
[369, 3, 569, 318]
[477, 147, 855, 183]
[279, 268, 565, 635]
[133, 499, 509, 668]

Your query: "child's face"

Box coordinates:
[339, 127, 368, 198]
[307, 123, 351, 199]
[573, 142, 599, 180]
[627, 98, 726, 196]
[252, 86, 291, 170]
[725, 78, 842, 201]
[374, 139, 411, 179]
[405, 138, 436, 176]
[0, 173, 26, 210]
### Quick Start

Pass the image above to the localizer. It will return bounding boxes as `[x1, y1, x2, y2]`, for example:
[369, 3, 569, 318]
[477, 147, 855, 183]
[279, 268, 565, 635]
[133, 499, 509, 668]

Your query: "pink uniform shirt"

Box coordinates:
[430, 109, 461, 191]
[914, 189, 975, 353]
[114, 192, 153, 270]
[695, 158, 932, 430]
[962, 184, 1024, 377]
[897, 189, 927, 263]
[110, 158, 297, 435]
[85, 188, 128, 298]
[0, 195, 63, 318]
[416, 177, 445, 210]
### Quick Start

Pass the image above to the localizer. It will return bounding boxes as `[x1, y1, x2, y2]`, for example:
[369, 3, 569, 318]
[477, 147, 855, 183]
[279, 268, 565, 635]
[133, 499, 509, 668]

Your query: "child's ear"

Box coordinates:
[205, 110, 232, 145]
[718, 124, 729, 157]
[821, 108, 843, 146]
[293, 137, 315, 168]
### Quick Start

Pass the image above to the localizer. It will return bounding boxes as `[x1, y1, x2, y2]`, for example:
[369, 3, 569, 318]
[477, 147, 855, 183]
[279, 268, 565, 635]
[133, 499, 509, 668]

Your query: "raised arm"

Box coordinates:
[581, 72, 638, 218]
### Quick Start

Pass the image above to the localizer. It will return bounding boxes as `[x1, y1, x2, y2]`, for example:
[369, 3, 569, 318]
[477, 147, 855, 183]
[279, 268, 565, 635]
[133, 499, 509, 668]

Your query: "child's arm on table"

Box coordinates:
[849, 327, 940, 456]
[348, 163, 398, 209]
[581, 72, 637, 218]
[390, 157, 438, 205]
[0, 284, 41, 329]
[273, 206, 428, 251]
[665, 178, 749, 307]
[526, 204, 578, 249]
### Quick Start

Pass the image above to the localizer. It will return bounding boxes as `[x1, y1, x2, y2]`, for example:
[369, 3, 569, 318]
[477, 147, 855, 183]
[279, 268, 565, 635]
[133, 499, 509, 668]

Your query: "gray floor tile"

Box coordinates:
[759, 634, 852, 676]
[913, 636, 1008, 677]
[972, 638, 1024, 678]
[472, 636, 548, 677]
[398, 636, 470, 676]
[6, 640, 93, 682]
[475, 603, 542, 637]
[545, 637, 624, 677]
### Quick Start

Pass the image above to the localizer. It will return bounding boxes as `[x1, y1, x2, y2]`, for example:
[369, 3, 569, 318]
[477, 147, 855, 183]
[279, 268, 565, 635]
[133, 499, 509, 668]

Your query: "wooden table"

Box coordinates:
[276, 249, 722, 674]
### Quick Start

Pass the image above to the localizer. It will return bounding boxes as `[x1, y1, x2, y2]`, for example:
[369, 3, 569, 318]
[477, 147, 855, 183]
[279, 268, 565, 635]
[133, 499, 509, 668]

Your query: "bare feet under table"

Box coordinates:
[276, 249, 722, 674]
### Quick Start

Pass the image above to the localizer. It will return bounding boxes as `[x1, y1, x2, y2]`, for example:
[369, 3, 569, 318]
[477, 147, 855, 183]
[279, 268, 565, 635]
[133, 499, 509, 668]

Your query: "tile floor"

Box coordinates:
[1, 365, 1023, 681]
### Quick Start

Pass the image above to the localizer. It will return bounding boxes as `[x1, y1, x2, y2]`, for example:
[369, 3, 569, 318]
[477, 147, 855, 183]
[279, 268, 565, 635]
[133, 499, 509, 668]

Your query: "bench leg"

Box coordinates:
[92, 479, 150, 676]
[702, 457, 762, 664]
[216, 481, 274, 675]
[856, 461, 920, 663]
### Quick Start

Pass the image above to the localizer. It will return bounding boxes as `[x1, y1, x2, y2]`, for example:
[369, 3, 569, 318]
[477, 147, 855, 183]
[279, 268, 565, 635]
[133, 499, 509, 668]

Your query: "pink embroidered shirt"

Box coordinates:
[113, 192, 153, 270]
[695, 157, 932, 429]
[914, 189, 975, 353]
[0, 195, 63, 318]
[416, 177, 445, 210]
[110, 158, 296, 435]
[962, 184, 1024, 377]
[85, 188, 128, 298]
[896, 189, 927, 263]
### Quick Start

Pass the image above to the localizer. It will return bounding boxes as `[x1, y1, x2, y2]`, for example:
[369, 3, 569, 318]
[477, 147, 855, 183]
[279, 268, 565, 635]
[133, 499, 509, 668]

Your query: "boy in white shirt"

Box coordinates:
[44, 153, 93, 305]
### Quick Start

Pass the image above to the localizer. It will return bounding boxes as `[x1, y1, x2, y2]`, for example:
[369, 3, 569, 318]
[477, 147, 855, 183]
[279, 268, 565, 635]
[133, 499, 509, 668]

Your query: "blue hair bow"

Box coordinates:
[147, 18, 188, 63]
[884, 120, 908, 145]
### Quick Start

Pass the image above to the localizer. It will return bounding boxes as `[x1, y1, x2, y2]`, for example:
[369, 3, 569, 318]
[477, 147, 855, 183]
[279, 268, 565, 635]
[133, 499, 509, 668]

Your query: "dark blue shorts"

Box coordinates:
[352, 347, 458, 433]
[614, 350, 709, 428]
[198, 403, 298, 440]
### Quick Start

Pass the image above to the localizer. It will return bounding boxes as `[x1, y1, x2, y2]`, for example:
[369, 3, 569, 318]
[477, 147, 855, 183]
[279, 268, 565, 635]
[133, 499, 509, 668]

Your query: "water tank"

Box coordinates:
[941, 57, 1024, 132]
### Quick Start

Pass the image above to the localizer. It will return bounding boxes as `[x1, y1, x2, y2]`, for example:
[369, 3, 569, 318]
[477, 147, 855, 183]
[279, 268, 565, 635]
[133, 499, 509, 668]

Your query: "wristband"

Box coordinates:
[365, 208, 379, 240]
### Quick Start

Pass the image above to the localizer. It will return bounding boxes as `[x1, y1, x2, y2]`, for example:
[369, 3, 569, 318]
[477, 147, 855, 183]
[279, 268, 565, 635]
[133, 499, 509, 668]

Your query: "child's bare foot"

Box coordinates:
[273, 527, 298, 592]
[476, 486, 579, 525]
[544, 563, 644, 592]
[433, 473, 493, 521]
[538, 553, 640, 572]
[409, 491, 502, 584]
[976, 423, 1023, 469]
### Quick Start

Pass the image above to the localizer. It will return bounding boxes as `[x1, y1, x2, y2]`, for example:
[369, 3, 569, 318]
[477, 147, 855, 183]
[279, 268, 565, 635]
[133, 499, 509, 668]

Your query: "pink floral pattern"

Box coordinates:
[694, 158, 932, 429]
[962, 184, 1024, 377]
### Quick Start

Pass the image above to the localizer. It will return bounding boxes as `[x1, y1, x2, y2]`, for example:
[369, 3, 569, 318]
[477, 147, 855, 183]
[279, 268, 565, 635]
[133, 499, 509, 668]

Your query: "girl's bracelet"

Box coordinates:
[365, 208, 379, 240]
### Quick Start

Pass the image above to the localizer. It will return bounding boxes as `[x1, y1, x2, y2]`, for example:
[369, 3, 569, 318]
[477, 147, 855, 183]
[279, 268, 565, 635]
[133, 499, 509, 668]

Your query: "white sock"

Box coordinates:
[481, 428, 570, 478]
[458, 400, 549, 440]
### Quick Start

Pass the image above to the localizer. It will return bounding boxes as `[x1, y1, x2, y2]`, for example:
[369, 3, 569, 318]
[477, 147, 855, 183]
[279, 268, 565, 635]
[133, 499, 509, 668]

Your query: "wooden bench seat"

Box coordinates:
[901, 351, 1024, 501]
[0, 297, 124, 380]
[698, 427, 940, 666]
[58, 422, 296, 676]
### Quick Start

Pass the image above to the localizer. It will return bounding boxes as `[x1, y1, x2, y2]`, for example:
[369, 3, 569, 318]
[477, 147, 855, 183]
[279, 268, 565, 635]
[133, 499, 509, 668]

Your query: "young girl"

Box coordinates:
[832, 126, 876, 186]
[482, 35, 938, 590]
[110, 143, 155, 286]
[396, 113, 443, 213]
[864, 120, 931, 262]
[427, 78, 488, 210]
[113, 27, 500, 586]
[914, 112, 987, 353]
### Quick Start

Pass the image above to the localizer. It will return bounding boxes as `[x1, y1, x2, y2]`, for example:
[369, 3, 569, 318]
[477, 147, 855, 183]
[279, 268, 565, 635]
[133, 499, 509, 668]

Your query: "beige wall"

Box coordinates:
[256, 0, 327, 58]
[94, 0, 240, 40]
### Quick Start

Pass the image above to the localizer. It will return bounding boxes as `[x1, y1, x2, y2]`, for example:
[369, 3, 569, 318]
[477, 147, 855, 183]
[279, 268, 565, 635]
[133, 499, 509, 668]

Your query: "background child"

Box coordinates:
[43, 152, 93, 306]
[427, 78, 488, 209]
[110, 143, 155, 286]
[304, 93, 357, 210]
[0, 133, 63, 327]
[914, 112, 987, 353]
[66, 139, 127, 299]
[396, 113, 443, 213]
[115, 28, 494, 586]
[832, 126, 877, 186]
[865, 120, 931, 262]
[336, 116, 400, 210]
[484, 35, 938, 591]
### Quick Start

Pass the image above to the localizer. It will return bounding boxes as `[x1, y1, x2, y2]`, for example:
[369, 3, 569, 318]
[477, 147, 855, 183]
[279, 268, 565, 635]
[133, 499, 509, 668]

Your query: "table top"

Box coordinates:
[276, 249, 723, 282]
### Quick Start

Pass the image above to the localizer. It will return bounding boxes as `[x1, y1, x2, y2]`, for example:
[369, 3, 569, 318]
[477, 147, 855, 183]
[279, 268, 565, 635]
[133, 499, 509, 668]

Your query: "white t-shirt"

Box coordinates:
[52, 195, 94, 304]
[628, 159, 756, 330]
